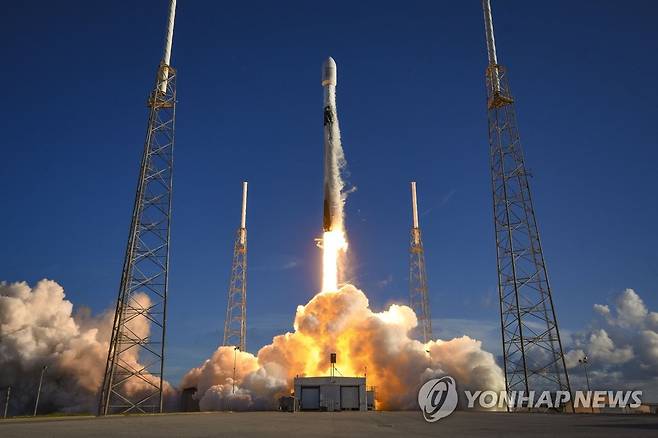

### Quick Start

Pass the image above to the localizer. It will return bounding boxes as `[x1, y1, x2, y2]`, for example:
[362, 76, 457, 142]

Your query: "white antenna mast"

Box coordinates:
[159, 0, 177, 93]
[482, 0, 498, 66]
[241, 181, 248, 230]
[410, 181, 419, 230]
[482, 0, 501, 93]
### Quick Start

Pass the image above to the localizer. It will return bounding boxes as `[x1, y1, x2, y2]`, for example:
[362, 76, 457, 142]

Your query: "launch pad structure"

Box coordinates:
[408, 182, 432, 344]
[99, 0, 177, 415]
[293, 376, 370, 412]
[482, 0, 572, 407]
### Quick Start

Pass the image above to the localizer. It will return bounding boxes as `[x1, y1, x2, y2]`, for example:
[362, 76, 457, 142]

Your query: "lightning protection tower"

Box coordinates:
[409, 182, 432, 344]
[99, 0, 177, 415]
[482, 0, 572, 409]
[223, 182, 248, 352]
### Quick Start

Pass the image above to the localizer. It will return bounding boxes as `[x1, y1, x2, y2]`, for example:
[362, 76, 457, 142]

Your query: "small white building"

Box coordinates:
[293, 376, 367, 411]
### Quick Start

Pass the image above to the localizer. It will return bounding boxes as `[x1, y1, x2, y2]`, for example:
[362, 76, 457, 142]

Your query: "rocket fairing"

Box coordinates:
[322, 57, 342, 232]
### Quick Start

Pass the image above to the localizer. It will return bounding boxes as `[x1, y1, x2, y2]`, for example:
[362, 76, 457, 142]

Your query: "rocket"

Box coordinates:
[322, 57, 342, 232]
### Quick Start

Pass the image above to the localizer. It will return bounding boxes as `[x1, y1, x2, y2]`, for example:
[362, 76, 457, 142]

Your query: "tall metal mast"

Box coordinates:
[99, 0, 177, 415]
[482, 0, 572, 409]
[409, 182, 432, 344]
[223, 181, 248, 352]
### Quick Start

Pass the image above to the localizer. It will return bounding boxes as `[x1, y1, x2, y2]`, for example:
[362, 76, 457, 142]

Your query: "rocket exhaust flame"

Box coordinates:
[320, 230, 348, 292]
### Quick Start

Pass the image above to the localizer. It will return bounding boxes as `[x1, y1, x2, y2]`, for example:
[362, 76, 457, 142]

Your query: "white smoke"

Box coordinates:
[0, 279, 174, 414]
[182, 284, 505, 410]
[565, 288, 658, 400]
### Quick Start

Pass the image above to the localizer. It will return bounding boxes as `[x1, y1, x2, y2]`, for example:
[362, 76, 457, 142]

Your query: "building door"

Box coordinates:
[301, 387, 320, 410]
[340, 386, 359, 410]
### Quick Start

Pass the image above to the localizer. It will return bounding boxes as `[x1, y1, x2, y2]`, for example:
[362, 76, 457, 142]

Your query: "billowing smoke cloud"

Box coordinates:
[0, 279, 173, 415]
[181, 348, 286, 411]
[565, 288, 658, 399]
[183, 284, 504, 410]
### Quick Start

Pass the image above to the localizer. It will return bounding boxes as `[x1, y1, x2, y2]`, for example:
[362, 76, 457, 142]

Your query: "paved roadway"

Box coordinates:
[1, 410, 657, 437]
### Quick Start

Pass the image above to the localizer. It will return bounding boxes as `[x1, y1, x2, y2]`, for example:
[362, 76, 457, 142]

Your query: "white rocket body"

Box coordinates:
[322, 57, 344, 232]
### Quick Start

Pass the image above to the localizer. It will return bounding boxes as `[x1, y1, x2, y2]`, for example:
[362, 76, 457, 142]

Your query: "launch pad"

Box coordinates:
[1, 411, 657, 438]
[292, 376, 373, 411]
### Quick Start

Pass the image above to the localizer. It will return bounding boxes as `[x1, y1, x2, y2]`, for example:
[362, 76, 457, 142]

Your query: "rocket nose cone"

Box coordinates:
[322, 57, 337, 86]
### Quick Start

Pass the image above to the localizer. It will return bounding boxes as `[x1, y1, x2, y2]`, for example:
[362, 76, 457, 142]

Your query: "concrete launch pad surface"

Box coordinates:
[1, 410, 657, 437]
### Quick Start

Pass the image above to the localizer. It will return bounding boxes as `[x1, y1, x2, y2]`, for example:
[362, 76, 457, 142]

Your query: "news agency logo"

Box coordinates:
[418, 376, 644, 422]
[417, 376, 458, 422]
[464, 389, 643, 410]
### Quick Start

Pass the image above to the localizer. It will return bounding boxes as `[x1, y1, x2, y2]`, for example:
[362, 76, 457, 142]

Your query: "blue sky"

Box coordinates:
[1, 1, 657, 384]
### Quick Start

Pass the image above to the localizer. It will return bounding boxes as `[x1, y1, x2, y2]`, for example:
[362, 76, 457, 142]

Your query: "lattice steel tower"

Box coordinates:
[223, 182, 248, 352]
[409, 182, 432, 344]
[482, 0, 572, 407]
[99, 0, 177, 415]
